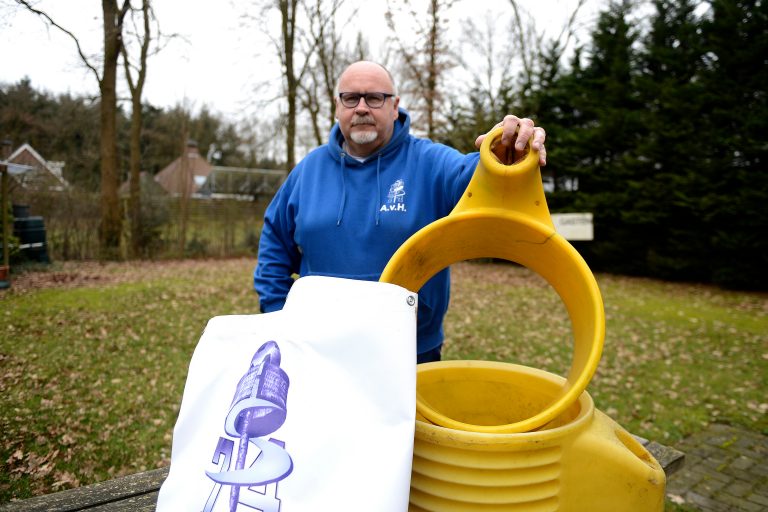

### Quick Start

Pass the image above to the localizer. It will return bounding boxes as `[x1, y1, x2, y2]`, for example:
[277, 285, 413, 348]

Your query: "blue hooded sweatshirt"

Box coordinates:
[253, 108, 480, 355]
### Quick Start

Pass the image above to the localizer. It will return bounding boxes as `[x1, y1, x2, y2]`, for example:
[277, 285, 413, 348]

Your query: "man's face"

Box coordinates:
[335, 63, 400, 157]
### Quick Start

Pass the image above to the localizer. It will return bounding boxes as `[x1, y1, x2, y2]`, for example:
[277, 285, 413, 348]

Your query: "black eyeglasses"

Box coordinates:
[338, 92, 394, 109]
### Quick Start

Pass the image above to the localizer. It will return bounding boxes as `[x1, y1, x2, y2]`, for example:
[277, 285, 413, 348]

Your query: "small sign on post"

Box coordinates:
[551, 213, 594, 241]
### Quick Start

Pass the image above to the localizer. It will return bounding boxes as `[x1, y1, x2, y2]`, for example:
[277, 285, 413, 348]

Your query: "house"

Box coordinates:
[118, 171, 168, 198]
[154, 140, 213, 196]
[6, 143, 69, 192]
[196, 166, 287, 199]
[154, 140, 287, 200]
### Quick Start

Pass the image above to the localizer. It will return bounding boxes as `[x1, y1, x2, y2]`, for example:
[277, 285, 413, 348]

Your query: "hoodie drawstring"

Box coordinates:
[336, 150, 383, 227]
[336, 154, 347, 226]
[375, 153, 382, 226]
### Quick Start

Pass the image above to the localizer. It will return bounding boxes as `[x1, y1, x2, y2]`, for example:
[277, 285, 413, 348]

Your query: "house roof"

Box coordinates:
[7, 143, 69, 190]
[154, 142, 213, 196]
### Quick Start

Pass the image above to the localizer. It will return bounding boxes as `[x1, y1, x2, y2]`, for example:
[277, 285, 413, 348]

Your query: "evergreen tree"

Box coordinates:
[698, 0, 768, 288]
[568, 0, 646, 274]
[0, 79, 102, 189]
[434, 84, 516, 154]
[0, 79, 54, 149]
[633, 0, 709, 280]
[527, 42, 586, 208]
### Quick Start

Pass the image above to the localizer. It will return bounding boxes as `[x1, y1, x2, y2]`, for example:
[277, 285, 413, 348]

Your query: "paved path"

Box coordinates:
[666, 423, 768, 511]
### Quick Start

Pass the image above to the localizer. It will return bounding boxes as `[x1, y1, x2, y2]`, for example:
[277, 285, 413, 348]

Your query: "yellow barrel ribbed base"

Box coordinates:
[410, 361, 665, 512]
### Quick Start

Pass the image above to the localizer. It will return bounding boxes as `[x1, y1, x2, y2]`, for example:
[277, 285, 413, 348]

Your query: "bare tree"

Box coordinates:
[122, 0, 153, 258]
[279, 0, 301, 170]
[385, 0, 457, 139]
[457, 13, 516, 112]
[246, 0, 375, 167]
[452, 0, 588, 121]
[298, 0, 358, 146]
[350, 31, 371, 63]
[297, 71, 325, 147]
[507, 0, 588, 103]
[241, 0, 304, 170]
[15, 0, 131, 258]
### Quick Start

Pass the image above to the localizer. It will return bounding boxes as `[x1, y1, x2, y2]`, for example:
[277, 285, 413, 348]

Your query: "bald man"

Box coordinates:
[254, 61, 546, 363]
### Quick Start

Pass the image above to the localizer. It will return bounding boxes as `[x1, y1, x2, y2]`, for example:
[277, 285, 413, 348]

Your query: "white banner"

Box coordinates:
[157, 276, 418, 512]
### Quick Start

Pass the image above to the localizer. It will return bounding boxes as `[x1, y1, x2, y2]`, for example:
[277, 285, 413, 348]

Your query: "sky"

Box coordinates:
[0, 0, 602, 123]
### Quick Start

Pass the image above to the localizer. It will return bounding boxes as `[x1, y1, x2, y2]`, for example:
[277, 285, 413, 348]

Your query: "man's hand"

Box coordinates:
[475, 115, 547, 166]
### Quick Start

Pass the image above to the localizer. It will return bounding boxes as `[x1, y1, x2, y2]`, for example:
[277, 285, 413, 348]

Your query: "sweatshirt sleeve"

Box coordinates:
[434, 145, 480, 212]
[253, 176, 301, 313]
[448, 151, 481, 206]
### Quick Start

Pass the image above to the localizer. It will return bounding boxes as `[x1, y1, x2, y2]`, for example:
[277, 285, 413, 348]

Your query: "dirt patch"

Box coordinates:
[7, 269, 111, 292]
[451, 259, 549, 288]
[1, 258, 254, 295]
[2, 258, 543, 296]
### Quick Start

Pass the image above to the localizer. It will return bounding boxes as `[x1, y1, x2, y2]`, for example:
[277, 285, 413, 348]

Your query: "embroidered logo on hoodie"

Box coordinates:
[381, 179, 406, 212]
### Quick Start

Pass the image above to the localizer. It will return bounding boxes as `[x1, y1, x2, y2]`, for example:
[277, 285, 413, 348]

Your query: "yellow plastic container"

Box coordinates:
[381, 128, 664, 509]
[380, 127, 604, 433]
[410, 361, 666, 512]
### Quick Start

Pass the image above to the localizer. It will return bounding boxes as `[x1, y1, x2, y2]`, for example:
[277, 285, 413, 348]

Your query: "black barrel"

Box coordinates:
[12, 204, 30, 219]
[13, 216, 50, 263]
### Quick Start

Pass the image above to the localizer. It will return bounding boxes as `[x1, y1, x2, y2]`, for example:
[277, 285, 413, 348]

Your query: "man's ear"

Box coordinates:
[392, 96, 400, 119]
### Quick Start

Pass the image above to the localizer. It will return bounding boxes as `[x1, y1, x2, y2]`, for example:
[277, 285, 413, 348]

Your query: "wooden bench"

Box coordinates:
[0, 439, 684, 511]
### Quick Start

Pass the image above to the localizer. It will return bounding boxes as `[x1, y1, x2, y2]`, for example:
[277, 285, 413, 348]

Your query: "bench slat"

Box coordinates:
[0, 468, 168, 512]
[1, 440, 684, 511]
[83, 492, 160, 512]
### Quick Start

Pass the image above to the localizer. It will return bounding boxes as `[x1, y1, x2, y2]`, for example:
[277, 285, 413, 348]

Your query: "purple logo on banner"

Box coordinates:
[204, 341, 293, 512]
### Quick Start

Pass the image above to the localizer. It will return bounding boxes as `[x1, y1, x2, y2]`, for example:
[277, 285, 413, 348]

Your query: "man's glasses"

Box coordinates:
[338, 92, 394, 109]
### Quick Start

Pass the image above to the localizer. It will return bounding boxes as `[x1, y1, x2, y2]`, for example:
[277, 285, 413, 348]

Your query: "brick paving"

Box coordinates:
[666, 423, 768, 511]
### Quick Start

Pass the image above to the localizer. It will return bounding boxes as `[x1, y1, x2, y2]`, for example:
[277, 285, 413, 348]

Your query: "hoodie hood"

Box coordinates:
[327, 108, 411, 163]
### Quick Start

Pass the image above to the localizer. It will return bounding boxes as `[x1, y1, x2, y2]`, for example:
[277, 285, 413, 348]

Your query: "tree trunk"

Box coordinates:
[385, 0, 455, 137]
[98, 0, 129, 258]
[128, 94, 142, 257]
[125, 0, 152, 258]
[281, 0, 298, 170]
[426, 0, 438, 139]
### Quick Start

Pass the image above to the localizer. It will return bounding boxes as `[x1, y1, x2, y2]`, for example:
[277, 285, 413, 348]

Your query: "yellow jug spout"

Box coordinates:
[452, 126, 553, 229]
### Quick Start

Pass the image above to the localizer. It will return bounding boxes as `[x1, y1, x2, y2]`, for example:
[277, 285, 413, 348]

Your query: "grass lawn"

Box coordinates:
[1, 258, 766, 503]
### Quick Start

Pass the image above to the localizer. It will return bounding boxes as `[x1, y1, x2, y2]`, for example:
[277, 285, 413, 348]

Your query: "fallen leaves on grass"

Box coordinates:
[1, 258, 766, 502]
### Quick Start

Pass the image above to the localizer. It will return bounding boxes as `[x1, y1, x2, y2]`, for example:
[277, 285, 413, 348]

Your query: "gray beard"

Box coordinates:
[349, 130, 378, 145]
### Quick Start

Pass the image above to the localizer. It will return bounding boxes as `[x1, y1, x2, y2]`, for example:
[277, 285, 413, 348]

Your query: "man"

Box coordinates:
[254, 60, 546, 363]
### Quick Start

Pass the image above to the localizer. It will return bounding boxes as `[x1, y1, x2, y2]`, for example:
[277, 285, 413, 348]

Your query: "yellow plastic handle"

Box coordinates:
[380, 127, 605, 433]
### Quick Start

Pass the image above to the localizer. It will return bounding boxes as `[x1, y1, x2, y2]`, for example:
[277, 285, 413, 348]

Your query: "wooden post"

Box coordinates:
[1, 140, 12, 282]
[1, 166, 8, 269]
